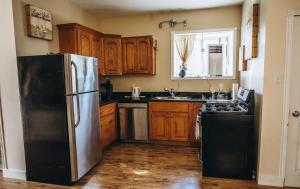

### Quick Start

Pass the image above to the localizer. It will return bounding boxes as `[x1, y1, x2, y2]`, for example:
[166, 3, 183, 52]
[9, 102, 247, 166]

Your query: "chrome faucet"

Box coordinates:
[164, 88, 176, 98]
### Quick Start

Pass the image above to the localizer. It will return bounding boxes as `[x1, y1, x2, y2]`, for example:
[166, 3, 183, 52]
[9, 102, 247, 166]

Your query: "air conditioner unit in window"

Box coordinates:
[208, 45, 223, 77]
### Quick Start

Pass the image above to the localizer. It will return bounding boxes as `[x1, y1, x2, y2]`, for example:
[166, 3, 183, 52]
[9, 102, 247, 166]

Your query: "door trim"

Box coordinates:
[281, 10, 300, 186]
[0, 93, 7, 170]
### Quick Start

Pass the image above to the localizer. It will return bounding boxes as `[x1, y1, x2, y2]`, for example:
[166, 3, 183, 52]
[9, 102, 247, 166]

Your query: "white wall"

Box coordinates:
[99, 6, 242, 92]
[257, 0, 300, 186]
[241, 0, 300, 186]
[240, 0, 266, 179]
[0, 0, 26, 179]
[13, 0, 102, 56]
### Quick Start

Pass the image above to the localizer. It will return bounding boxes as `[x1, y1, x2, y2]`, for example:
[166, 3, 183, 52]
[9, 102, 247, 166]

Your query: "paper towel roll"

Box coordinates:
[232, 83, 239, 100]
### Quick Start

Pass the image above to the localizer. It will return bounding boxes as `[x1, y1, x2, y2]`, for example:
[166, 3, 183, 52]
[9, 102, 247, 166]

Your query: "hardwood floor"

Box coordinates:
[0, 143, 298, 189]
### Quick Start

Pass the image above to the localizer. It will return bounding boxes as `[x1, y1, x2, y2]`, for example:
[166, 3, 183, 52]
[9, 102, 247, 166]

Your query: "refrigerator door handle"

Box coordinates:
[71, 61, 81, 128]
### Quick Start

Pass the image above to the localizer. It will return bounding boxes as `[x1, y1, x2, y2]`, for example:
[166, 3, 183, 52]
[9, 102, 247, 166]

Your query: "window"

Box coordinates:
[171, 28, 237, 80]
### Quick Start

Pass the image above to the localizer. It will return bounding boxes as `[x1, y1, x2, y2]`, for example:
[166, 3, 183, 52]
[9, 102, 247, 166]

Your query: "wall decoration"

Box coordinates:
[239, 45, 247, 71]
[244, 4, 259, 60]
[25, 4, 53, 40]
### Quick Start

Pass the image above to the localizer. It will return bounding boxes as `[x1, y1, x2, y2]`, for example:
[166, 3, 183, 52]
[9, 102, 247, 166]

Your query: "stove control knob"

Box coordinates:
[292, 110, 300, 118]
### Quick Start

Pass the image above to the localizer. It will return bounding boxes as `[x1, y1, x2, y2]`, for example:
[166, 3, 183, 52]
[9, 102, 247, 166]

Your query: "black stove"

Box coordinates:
[200, 89, 255, 180]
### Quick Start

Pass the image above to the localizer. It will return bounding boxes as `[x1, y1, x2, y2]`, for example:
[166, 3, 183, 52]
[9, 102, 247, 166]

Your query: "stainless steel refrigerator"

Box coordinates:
[17, 54, 101, 185]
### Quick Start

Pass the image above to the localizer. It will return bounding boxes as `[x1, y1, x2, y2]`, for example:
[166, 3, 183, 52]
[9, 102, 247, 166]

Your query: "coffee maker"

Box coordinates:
[100, 78, 113, 100]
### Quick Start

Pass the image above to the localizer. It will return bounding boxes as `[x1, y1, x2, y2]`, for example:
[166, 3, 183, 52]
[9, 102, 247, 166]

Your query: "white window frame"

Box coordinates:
[170, 27, 238, 80]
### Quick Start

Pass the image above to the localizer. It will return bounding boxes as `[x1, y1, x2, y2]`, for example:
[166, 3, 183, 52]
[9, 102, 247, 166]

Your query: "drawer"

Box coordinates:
[100, 103, 116, 117]
[149, 102, 189, 112]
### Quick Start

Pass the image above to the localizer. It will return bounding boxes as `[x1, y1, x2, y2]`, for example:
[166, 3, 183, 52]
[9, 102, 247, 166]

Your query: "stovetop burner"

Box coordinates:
[203, 102, 245, 113]
[199, 89, 254, 116]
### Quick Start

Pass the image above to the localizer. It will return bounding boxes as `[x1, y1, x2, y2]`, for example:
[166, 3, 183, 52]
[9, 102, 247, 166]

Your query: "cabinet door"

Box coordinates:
[77, 30, 92, 56]
[91, 35, 101, 74]
[102, 37, 122, 75]
[189, 103, 203, 141]
[150, 112, 169, 140]
[57, 28, 77, 54]
[100, 114, 116, 149]
[169, 113, 189, 141]
[99, 103, 116, 149]
[136, 37, 154, 74]
[122, 38, 136, 74]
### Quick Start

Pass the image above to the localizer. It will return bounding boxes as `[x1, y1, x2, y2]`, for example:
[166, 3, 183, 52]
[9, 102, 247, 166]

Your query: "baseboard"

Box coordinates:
[258, 175, 284, 187]
[3, 169, 26, 180]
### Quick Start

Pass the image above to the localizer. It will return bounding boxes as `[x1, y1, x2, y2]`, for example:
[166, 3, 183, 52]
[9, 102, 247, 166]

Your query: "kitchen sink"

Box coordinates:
[153, 96, 192, 101]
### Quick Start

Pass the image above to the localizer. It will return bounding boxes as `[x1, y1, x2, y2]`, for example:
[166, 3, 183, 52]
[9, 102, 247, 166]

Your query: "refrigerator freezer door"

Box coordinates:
[64, 54, 99, 95]
[66, 91, 102, 181]
[18, 54, 73, 185]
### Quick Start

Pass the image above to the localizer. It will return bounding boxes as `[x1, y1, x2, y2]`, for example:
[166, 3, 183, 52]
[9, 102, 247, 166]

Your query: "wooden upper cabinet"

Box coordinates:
[101, 36, 122, 76]
[57, 23, 102, 73]
[57, 23, 99, 55]
[77, 30, 92, 56]
[136, 37, 154, 74]
[91, 35, 101, 74]
[57, 25, 77, 54]
[57, 23, 156, 76]
[122, 38, 136, 74]
[122, 36, 156, 75]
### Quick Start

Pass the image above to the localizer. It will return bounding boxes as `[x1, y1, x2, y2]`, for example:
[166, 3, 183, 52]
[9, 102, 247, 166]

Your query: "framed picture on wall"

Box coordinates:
[244, 4, 259, 60]
[25, 4, 53, 40]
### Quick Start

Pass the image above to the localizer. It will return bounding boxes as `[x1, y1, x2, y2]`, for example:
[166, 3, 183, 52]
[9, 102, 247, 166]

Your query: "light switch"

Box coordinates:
[273, 74, 281, 84]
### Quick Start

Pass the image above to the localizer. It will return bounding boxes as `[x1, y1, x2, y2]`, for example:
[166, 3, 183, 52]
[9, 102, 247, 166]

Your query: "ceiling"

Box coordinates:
[71, 0, 244, 18]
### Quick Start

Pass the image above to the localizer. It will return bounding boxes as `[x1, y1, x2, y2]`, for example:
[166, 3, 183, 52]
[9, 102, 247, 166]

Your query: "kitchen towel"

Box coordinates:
[195, 115, 201, 139]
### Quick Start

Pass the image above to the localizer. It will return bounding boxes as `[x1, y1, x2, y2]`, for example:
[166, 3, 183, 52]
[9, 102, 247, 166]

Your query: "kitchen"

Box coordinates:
[1, 0, 300, 188]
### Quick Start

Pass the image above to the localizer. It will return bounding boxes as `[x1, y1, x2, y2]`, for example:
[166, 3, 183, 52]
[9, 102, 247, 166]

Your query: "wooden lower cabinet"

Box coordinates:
[169, 113, 189, 141]
[99, 103, 117, 149]
[150, 112, 169, 140]
[149, 102, 201, 142]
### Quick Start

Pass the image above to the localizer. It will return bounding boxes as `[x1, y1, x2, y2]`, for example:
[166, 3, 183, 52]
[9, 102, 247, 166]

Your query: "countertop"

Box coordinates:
[99, 92, 231, 106]
[100, 99, 119, 106]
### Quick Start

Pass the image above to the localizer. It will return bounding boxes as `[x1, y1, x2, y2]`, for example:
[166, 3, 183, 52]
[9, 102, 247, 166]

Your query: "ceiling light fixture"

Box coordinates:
[158, 18, 187, 29]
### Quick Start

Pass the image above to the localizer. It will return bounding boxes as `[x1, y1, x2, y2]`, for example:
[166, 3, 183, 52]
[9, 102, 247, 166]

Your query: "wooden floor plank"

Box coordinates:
[0, 143, 298, 189]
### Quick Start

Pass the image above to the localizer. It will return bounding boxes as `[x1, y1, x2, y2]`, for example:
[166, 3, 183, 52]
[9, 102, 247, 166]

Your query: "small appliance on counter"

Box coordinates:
[100, 78, 113, 100]
[232, 83, 239, 100]
[131, 85, 141, 99]
[200, 88, 255, 180]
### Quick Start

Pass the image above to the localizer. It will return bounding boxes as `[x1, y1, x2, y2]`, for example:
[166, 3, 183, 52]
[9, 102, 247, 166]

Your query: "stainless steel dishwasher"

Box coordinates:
[118, 103, 149, 142]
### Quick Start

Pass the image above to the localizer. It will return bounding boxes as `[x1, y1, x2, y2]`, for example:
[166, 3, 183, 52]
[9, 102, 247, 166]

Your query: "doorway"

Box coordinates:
[283, 13, 300, 187]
